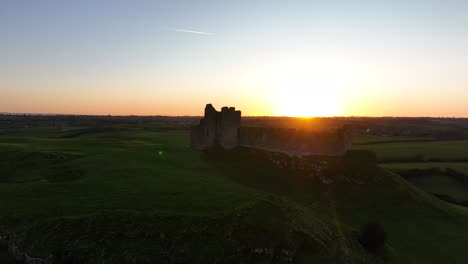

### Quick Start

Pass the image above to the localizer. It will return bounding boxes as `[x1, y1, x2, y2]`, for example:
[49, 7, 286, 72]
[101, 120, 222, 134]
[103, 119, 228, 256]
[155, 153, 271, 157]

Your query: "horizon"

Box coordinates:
[2, 1, 468, 117]
[2, 110, 468, 119]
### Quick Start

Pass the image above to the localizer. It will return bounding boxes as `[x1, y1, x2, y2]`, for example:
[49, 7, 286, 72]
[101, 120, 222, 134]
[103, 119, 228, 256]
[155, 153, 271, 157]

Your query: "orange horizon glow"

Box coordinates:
[2, 96, 468, 118]
[3, 81, 468, 118]
[3, 52, 468, 118]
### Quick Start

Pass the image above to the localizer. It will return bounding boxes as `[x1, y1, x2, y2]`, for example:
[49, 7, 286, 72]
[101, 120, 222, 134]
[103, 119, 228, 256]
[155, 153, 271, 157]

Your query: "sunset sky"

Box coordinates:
[2, 0, 468, 117]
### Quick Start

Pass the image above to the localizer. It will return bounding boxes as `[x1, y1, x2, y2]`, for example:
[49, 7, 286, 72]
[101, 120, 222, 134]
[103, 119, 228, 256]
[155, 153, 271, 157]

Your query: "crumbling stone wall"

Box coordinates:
[239, 126, 352, 156]
[191, 104, 352, 156]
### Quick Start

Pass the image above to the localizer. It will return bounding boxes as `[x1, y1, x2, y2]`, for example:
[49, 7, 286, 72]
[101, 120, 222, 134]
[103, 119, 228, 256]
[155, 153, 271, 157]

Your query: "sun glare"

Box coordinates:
[276, 91, 340, 117]
[262, 57, 363, 117]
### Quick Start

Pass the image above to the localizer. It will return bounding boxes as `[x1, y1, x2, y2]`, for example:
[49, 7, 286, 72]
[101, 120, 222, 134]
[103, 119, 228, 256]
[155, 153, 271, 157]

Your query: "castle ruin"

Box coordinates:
[191, 104, 352, 156]
[190, 104, 241, 150]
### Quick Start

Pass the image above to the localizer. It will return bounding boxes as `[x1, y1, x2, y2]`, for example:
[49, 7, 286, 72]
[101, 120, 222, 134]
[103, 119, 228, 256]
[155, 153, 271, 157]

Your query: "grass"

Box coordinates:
[356, 136, 468, 207]
[356, 136, 468, 204]
[408, 174, 468, 200]
[352, 134, 430, 145]
[0, 130, 261, 217]
[382, 162, 468, 174]
[3, 128, 468, 262]
[353, 140, 468, 161]
[382, 163, 468, 201]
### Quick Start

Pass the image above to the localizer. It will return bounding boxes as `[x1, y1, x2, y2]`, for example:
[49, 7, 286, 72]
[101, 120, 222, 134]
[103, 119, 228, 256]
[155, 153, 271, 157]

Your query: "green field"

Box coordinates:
[402, 173, 468, 201]
[382, 162, 468, 174]
[3, 128, 468, 262]
[357, 138, 468, 211]
[352, 134, 430, 145]
[0, 129, 261, 216]
[382, 163, 468, 201]
[353, 140, 468, 161]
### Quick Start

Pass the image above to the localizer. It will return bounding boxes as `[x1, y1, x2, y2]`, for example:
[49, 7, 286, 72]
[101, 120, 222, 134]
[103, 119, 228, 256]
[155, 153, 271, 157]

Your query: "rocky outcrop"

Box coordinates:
[0, 227, 53, 264]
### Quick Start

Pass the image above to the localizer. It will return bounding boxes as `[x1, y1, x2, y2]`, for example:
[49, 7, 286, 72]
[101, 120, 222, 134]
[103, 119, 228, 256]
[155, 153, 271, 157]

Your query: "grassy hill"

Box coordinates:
[2, 128, 468, 263]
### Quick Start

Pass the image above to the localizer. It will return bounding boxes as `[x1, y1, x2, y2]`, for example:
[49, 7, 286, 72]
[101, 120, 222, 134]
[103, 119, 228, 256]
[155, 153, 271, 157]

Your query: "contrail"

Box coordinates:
[169, 28, 214, 35]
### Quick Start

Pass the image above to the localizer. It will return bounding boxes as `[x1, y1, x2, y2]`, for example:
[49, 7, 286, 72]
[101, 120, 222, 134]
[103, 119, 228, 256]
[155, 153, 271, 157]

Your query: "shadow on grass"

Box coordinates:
[201, 147, 378, 196]
[201, 147, 315, 197]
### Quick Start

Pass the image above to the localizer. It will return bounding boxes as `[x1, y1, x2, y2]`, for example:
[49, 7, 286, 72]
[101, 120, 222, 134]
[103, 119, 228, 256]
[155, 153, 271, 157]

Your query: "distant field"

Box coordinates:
[407, 174, 468, 201]
[358, 136, 468, 202]
[382, 162, 468, 174]
[382, 162, 468, 201]
[354, 140, 468, 161]
[383, 163, 468, 203]
[352, 134, 430, 145]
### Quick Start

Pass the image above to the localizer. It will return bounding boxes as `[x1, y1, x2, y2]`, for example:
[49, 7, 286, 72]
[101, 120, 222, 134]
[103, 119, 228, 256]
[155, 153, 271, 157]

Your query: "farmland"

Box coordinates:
[354, 140, 468, 162]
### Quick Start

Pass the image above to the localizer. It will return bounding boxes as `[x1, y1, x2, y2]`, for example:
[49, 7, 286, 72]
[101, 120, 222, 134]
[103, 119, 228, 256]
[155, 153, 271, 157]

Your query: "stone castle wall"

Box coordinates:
[191, 104, 352, 156]
[239, 127, 352, 156]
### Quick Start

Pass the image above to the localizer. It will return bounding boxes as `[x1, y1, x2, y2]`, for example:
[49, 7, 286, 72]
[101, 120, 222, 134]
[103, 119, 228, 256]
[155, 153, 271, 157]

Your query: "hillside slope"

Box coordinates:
[1, 128, 468, 263]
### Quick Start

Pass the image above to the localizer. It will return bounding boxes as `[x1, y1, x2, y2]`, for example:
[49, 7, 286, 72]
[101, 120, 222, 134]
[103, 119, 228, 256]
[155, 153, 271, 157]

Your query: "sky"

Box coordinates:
[1, 0, 468, 117]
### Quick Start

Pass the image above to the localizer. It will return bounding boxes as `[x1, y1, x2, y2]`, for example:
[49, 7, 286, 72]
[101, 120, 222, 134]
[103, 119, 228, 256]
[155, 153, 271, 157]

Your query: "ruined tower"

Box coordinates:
[190, 104, 241, 150]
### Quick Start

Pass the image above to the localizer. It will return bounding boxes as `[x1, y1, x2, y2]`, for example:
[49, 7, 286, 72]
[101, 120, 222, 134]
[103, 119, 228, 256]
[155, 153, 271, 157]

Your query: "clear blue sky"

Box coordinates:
[2, 0, 468, 116]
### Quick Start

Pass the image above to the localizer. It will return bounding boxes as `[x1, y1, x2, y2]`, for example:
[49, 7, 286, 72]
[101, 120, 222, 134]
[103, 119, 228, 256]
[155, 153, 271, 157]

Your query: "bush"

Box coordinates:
[358, 223, 387, 255]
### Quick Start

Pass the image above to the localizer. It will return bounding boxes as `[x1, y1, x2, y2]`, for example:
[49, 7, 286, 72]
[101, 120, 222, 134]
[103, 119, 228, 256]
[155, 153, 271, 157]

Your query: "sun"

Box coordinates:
[276, 91, 340, 117]
[261, 58, 356, 117]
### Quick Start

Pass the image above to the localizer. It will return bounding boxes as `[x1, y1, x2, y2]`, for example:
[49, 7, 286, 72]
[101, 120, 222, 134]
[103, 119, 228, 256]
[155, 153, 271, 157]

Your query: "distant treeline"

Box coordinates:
[0, 115, 200, 131]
